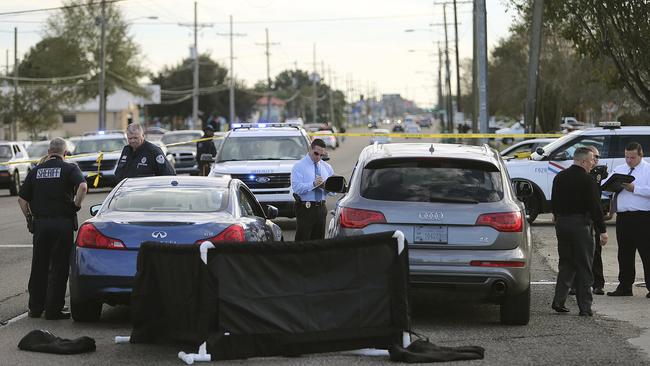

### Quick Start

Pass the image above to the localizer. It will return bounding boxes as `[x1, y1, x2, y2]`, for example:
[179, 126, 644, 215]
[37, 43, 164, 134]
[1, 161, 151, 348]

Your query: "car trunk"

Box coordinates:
[91, 211, 234, 249]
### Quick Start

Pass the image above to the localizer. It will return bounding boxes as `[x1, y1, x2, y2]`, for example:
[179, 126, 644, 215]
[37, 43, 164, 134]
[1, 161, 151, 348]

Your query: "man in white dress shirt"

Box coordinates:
[290, 139, 334, 241]
[606, 142, 650, 298]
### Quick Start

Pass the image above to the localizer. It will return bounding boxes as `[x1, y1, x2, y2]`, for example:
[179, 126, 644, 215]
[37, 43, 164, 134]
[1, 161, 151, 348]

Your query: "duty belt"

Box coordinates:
[299, 201, 325, 208]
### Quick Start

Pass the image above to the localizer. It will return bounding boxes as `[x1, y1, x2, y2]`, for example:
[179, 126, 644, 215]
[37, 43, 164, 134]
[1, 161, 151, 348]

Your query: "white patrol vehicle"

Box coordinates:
[506, 122, 650, 223]
[68, 133, 127, 187]
[208, 123, 312, 218]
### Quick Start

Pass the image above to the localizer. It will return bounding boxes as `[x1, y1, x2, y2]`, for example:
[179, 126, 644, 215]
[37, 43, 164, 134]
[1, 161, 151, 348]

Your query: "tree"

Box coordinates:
[148, 55, 257, 126]
[512, 0, 650, 110]
[484, 7, 634, 131]
[15, 87, 64, 140]
[44, 0, 146, 103]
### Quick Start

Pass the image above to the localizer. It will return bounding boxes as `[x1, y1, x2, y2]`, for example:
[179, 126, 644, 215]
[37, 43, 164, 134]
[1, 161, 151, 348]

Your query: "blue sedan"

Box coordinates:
[69, 175, 282, 322]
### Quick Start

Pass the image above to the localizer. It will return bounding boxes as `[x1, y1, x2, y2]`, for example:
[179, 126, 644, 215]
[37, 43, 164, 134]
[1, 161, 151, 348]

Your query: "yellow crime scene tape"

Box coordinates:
[0, 132, 560, 187]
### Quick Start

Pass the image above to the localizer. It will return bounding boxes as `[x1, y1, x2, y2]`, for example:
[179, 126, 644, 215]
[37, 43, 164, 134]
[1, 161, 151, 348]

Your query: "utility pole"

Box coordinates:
[475, 0, 489, 135]
[328, 66, 335, 125]
[525, 0, 544, 134]
[12, 28, 18, 140]
[443, 5, 454, 133]
[265, 29, 272, 122]
[255, 28, 279, 122]
[179, 2, 213, 129]
[453, 0, 461, 113]
[311, 44, 317, 122]
[5, 49, 8, 76]
[98, 0, 106, 131]
[216, 15, 245, 127]
[437, 42, 443, 114]
[472, 0, 478, 135]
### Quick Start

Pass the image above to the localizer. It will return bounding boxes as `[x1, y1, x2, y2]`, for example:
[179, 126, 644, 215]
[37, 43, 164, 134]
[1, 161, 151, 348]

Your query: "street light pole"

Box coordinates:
[192, 1, 199, 128]
[443, 5, 454, 133]
[98, 0, 106, 131]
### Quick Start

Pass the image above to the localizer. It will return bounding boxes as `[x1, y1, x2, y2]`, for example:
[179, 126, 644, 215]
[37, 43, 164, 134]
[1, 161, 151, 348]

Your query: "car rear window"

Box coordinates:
[108, 188, 228, 212]
[360, 158, 504, 203]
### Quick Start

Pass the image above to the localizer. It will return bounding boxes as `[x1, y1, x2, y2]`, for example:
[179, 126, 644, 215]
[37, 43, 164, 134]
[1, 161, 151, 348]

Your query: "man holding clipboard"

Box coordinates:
[604, 142, 650, 298]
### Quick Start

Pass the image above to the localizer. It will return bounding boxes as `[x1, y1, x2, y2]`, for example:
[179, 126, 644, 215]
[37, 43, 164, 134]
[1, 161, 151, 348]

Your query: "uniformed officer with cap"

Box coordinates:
[17, 137, 88, 320]
[114, 123, 175, 181]
[196, 125, 217, 176]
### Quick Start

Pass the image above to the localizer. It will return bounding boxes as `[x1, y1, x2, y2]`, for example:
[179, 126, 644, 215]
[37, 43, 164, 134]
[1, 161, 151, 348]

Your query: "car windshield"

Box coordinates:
[161, 132, 202, 146]
[75, 138, 126, 154]
[360, 158, 504, 203]
[108, 187, 228, 212]
[27, 144, 50, 158]
[218, 136, 307, 161]
[0, 146, 12, 159]
[532, 130, 581, 158]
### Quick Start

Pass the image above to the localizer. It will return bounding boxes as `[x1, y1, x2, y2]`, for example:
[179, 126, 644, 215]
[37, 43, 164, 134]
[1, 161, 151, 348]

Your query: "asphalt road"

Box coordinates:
[0, 127, 648, 365]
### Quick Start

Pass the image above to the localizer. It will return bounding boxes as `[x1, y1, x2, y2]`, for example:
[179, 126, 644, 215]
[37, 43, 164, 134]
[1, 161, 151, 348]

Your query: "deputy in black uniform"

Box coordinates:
[17, 137, 87, 320]
[551, 147, 608, 316]
[196, 125, 217, 176]
[114, 123, 175, 181]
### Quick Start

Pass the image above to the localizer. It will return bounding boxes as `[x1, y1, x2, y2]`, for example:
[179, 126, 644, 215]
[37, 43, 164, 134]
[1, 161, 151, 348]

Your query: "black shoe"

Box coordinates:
[44, 311, 70, 320]
[646, 292, 650, 299]
[27, 310, 42, 318]
[593, 288, 605, 295]
[568, 289, 576, 295]
[607, 289, 633, 296]
[552, 304, 570, 313]
[579, 310, 593, 317]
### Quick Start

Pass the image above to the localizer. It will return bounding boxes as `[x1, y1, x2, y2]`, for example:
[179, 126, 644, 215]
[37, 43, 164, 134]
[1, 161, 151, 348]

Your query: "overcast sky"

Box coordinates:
[0, 0, 517, 108]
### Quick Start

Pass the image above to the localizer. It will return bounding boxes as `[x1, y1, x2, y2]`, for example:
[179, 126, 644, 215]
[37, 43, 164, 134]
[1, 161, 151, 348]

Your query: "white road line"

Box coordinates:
[2, 312, 27, 326]
[0, 245, 32, 248]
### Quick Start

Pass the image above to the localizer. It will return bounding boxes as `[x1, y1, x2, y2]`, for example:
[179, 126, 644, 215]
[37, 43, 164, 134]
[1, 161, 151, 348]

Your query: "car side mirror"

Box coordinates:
[200, 153, 215, 162]
[552, 151, 570, 161]
[265, 204, 279, 219]
[512, 180, 533, 198]
[325, 175, 347, 193]
[535, 147, 545, 156]
[89, 204, 102, 216]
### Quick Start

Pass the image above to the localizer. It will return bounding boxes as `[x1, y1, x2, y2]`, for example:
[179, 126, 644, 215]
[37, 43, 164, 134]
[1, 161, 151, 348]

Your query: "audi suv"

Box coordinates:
[326, 142, 532, 325]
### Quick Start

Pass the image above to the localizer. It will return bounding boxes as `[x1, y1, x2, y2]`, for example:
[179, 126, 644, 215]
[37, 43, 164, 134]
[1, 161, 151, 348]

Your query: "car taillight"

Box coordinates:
[470, 260, 525, 268]
[475, 211, 523, 232]
[195, 224, 245, 244]
[76, 223, 126, 250]
[340, 207, 387, 229]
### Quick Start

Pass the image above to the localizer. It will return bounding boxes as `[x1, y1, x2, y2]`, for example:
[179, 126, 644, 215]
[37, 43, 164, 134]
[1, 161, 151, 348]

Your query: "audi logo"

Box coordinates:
[151, 231, 168, 239]
[418, 212, 444, 221]
[255, 176, 271, 183]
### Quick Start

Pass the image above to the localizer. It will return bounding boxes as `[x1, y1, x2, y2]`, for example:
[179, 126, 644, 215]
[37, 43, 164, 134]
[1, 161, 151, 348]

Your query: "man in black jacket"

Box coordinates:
[196, 126, 217, 176]
[551, 147, 608, 316]
[114, 123, 175, 181]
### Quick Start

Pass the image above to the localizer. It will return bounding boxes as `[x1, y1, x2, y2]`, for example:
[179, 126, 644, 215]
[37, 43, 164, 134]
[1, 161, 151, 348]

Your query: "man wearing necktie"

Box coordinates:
[606, 142, 650, 297]
[291, 139, 334, 240]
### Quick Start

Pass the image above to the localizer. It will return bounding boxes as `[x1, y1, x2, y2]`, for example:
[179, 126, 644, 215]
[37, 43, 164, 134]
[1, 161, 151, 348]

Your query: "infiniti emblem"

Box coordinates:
[418, 212, 444, 221]
[151, 231, 168, 239]
[255, 176, 271, 183]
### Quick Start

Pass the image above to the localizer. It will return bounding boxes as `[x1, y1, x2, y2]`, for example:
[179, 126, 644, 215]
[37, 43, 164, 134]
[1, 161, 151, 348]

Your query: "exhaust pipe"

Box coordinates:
[492, 280, 507, 296]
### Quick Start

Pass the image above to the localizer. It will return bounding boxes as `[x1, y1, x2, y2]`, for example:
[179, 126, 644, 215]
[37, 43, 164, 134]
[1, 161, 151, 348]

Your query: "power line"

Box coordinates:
[0, 0, 126, 17]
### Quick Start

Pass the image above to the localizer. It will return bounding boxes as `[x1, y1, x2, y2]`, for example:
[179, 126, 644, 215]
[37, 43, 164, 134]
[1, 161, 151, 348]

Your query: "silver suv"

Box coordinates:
[326, 142, 532, 325]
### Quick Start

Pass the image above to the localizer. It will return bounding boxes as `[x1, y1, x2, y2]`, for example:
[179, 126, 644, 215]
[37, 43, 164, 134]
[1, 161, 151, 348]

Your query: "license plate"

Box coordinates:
[414, 225, 448, 244]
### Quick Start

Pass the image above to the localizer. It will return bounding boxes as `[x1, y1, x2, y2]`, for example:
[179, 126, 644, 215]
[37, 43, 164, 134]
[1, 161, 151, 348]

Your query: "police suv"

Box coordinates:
[506, 122, 650, 222]
[209, 123, 312, 217]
